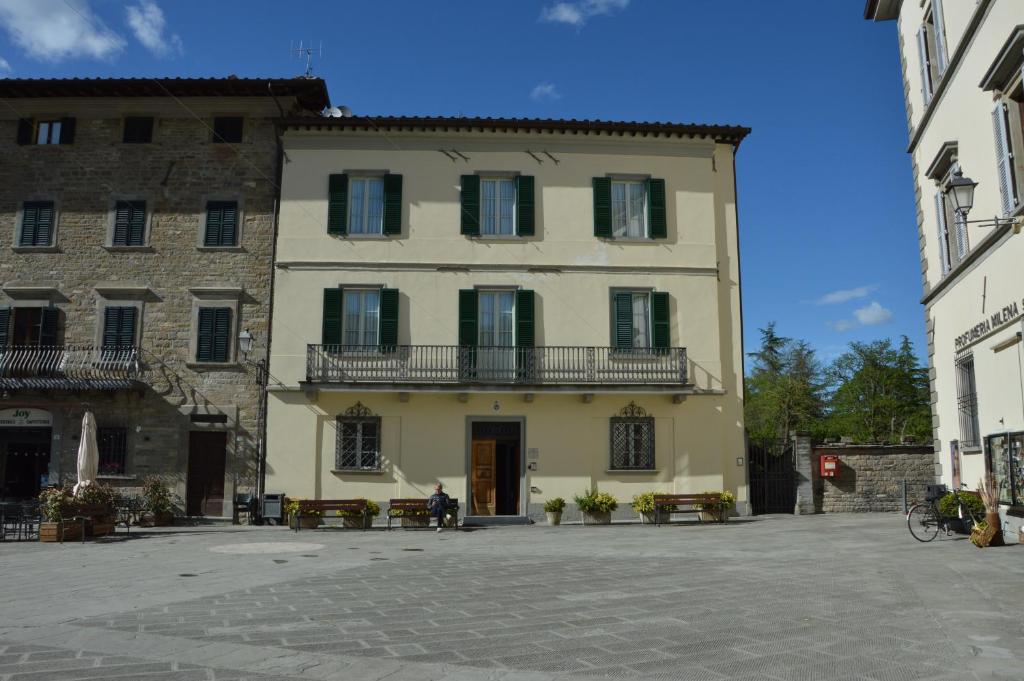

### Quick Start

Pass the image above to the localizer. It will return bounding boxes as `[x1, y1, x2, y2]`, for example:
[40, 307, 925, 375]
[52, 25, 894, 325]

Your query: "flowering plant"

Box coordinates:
[335, 499, 381, 518]
[38, 487, 77, 522]
[574, 488, 618, 514]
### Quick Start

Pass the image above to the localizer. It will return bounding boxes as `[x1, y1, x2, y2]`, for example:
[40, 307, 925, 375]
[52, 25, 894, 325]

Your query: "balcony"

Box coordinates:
[0, 346, 140, 390]
[305, 345, 689, 390]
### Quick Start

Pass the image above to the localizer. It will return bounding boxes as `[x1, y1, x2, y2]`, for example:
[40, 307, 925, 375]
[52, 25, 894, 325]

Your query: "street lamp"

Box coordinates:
[238, 328, 254, 357]
[945, 169, 978, 216]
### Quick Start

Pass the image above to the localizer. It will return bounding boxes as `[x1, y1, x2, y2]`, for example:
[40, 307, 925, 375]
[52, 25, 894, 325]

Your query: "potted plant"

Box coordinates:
[971, 476, 1005, 548]
[389, 505, 430, 528]
[75, 482, 117, 536]
[336, 499, 380, 529]
[574, 488, 618, 525]
[284, 498, 321, 529]
[631, 492, 658, 524]
[38, 487, 82, 542]
[141, 476, 175, 526]
[699, 490, 736, 523]
[543, 498, 565, 525]
[939, 491, 984, 534]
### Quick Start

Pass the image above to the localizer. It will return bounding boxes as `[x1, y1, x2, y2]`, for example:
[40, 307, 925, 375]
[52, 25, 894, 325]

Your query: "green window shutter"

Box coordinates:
[35, 202, 54, 246]
[113, 201, 131, 245]
[593, 177, 612, 237]
[516, 290, 535, 348]
[17, 119, 32, 145]
[327, 174, 348, 235]
[20, 202, 39, 246]
[613, 292, 633, 350]
[196, 308, 215, 361]
[648, 178, 667, 239]
[322, 288, 343, 346]
[382, 174, 403, 235]
[204, 203, 223, 246]
[127, 201, 146, 245]
[458, 289, 478, 346]
[379, 288, 399, 349]
[212, 308, 231, 362]
[40, 307, 59, 347]
[651, 291, 670, 350]
[59, 117, 76, 144]
[220, 202, 237, 246]
[103, 307, 137, 350]
[0, 308, 10, 347]
[460, 175, 480, 236]
[515, 176, 535, 236]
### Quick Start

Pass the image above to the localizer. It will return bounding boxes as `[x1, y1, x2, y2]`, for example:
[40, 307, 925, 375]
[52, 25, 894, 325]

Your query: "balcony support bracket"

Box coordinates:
[672, 394, 686, 404]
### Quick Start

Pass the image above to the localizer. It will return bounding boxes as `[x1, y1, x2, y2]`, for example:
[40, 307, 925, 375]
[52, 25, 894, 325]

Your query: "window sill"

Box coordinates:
[185, 361, 241, 370]
[606, 469, 660, 474]
[196, 246, 245, 252]
[470, 235, 527, 242]
[340, 234, 394, 240]
[962, 446, 983, 455]
[331, 469, 384, 475]
[103, 245, 153, 253]
[603, 237, 659, 242]
[609, 350, 671, 360]
[11, 246, 59, 253]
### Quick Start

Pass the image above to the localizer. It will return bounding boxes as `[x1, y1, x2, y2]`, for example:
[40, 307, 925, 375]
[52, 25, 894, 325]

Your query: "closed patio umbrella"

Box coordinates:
[73, 411, 98, 496]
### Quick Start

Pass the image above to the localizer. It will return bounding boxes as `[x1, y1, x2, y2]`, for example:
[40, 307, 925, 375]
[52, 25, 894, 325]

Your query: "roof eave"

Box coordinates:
[864, 0, 901, 21]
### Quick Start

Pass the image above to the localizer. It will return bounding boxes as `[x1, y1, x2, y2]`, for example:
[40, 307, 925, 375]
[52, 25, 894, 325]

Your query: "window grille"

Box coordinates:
[610, 401, 654, 470]
[955, 354, 979, 448]
[98, 427, 128, 475]
[335, 402, 381, 470]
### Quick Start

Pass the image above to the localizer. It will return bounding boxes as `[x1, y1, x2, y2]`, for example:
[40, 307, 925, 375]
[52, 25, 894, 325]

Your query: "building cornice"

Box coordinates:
[863, 0, 902, 21]
[274, 261, 719, 277]
[979, 25, 1024, 92]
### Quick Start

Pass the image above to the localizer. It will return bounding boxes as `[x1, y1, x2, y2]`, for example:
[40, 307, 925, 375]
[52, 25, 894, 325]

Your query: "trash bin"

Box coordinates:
[262, 493, 284, 524]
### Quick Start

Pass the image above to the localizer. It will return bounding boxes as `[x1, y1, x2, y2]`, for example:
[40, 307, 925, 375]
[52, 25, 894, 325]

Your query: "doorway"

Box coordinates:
[0, 428, 51, 499]
[470, 420, 522, 516]
[186, 431, 227, 516]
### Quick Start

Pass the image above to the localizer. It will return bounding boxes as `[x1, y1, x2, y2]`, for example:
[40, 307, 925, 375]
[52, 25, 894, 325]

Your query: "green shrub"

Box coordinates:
[543, 498, 566, 513]
[335, 499, 381, 518]
[938, 492, 984, 518]
[631, 492, 657, 514]
[284, 497, 323, 518]
[574, 488, 618, 514]
[76, 482, 116, 509]
[700, 490, 736, 511]
[38, 487, 76, 522]
[141, 476, 174, 515]
[389, 507, 429, 517]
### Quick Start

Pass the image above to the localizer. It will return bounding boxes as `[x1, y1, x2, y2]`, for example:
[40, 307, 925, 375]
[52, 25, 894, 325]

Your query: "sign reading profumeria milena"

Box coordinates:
[954, 298, 1024, 351]
[0, 408, 53, 428]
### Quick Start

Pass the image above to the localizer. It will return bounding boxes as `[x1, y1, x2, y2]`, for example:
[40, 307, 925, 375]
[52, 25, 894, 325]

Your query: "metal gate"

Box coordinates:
[748, 439, 796, 514]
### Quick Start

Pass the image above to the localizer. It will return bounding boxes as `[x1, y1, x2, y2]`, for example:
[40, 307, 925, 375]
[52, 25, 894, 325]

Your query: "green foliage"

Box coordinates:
[543, 497, 566, 513]
[631, 492, 657, 513]
[141, 476, 174, 515]
[75, 482, 116, 509]
[938, 492, 984, 519]
[574, 488, 618, 514]
[334, 499, 381, 518]
[389, 507, 429, 517]
[700, 490, 736, 510]
[284, 497, 323, 518]
[38, 487, 76, 522]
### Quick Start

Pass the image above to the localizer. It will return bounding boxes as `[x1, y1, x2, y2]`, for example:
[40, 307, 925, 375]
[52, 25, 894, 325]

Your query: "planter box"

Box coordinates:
[89, 521, 116, 537]
[582, 511, 611, 525]
[39, 521, 84, 543]
[639, 511, 656, 524]
[139, 511, 174, 527]
[546, 511, 562, 526]
[290, 516, 321, 530]
[400, 515, 430, 528]
[341, 515, 372, 529]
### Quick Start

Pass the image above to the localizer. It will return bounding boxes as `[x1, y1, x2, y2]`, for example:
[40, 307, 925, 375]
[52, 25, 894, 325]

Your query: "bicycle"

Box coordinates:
[906, 483, 982, 542]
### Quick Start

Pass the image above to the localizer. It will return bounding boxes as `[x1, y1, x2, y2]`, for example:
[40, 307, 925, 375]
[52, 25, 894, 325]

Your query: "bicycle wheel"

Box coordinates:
[907, 504, 941, 542]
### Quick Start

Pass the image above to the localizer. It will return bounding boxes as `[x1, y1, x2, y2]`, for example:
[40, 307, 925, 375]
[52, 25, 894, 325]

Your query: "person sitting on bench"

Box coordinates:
[427, 483, 452, 533]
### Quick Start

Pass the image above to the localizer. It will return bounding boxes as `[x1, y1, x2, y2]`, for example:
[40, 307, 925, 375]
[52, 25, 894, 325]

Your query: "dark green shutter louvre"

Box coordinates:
[212, 308, 231, 362]
[36, 202, 54, 246]
[516, 290, 535, 347]
[196, 308, 215, 361]
[127, 201, 145, 245]
[593, 177, 612, 237]
[0, 308, 10, 348]
[327, 174, 348, 235]
[515, 176, 535, 236]
[460, 175, 480, 236]
[59, 117, 76, 144]
[322, 288, 342, 346]
[379, 288, 399, 350]
[121, 307, 137, 348]
[382, 174, 402, 235]
[113, 202, 131, 245]
[648, 179, 667, 239]
[220, 202, 237, 246]
[102, 308, 121, 350]
[204, 204, 222, 246]
[651, 292, 670, 350]
[458, 289, 478, 346]
[613, 292, 633, 350]
[20, 203, 39, 246]
[17, 119, 32, 145]
[40, 307, 59, 347]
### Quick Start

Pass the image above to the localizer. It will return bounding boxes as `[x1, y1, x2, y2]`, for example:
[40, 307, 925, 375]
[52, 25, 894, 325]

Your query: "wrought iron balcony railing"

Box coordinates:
[306, 345, 688, 386]
[0, 345, 140, 390]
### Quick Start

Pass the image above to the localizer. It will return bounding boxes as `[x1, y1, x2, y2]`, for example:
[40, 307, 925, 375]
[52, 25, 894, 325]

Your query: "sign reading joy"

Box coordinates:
[0, 408, 53, 428]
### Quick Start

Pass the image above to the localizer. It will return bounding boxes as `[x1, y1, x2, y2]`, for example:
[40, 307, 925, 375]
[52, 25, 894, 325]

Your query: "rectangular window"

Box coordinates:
[112, 200, 147, 246]
[342, 289, 380, 347]
[610, 417, 655, 470]
[9, 307, 59, 347]
[196, 307, 232, 362]
[478, 290, 516, 379]
[336, 416, 381, 470]
[204, 201, 239, 247]
[212, 116, 243, 143]
[123, 116, 154, 143]
[955, 354, 980, 449]
[611, 180, 647, 238]
[347, 178, 385, 235]
[102, 306, 137, 352]
[481, 178, 516, 235]
[19, 201, 55, 247]
[36, 120, 62, 145]
[97, 427, 128, 476]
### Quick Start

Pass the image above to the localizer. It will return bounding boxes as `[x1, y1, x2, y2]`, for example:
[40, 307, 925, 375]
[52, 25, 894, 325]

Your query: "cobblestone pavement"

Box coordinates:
[1, 515, 1023, 681]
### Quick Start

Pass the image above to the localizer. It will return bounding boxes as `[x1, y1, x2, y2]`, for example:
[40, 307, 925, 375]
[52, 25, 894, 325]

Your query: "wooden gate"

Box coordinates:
[748, 439, 795, 515]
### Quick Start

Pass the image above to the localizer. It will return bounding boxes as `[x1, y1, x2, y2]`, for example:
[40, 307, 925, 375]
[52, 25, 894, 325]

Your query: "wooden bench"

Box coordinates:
[292, 499, 369, 532]
[387, 498, 459, 530]
[653, 494, 722, 526]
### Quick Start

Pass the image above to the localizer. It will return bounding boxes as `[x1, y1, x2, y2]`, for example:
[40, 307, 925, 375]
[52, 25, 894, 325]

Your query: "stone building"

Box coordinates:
[0, 77, 329, 516]
[265, 116, 750, 521]
[865, 1, 1024, 527]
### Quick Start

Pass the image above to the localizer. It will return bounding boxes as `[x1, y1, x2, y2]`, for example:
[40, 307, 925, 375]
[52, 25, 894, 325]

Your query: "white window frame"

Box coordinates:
[347, 177, 385, 235]
[631, 291, 651, 349]
[611, 180, 648, 239]
[342, 288, 381, 347]
[477, 290, 516, 348]
[480, 177, 517, 236]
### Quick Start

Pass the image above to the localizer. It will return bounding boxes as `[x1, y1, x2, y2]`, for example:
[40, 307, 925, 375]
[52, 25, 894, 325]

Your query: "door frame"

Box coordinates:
[465, 416, 526, 516]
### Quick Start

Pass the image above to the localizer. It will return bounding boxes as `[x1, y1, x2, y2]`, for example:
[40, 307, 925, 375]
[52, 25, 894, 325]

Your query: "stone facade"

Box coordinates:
[0, 79, 328, 515]
[812, 444, 936, 513]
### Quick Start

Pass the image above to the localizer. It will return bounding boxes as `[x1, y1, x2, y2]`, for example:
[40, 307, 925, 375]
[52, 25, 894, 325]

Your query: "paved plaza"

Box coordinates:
[0, 515, 1022, 681]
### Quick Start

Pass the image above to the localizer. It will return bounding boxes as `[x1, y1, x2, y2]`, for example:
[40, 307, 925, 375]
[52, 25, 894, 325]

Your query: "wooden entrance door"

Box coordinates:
[471, 439, 496, 516]
[186, 431, 226, 516]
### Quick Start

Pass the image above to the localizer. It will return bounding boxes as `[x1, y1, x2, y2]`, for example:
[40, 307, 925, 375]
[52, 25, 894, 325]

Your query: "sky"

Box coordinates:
[0, 0, 921, 367]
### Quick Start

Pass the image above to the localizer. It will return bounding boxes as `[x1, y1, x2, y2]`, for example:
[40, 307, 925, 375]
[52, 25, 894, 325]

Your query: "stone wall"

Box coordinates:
[813, 444, 936, 513]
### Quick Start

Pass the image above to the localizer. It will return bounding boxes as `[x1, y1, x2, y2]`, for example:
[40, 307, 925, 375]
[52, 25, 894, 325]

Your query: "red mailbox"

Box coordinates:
[820, 455, 840, 478]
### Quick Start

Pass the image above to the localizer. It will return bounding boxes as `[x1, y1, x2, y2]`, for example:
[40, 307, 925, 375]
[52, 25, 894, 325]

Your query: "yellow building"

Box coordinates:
[265, 116, 750, 522]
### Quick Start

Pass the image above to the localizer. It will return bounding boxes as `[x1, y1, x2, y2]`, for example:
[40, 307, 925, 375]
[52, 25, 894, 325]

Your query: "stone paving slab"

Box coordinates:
[1, 515, 1023, 680]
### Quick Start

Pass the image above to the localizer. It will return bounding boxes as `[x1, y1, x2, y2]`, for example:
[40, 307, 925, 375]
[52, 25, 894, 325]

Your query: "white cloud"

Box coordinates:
[816, 284, 878, 305]
[540, 0, 630, 27]
[0, 57, 10, 72]
[853, 301, 893, 326]
[827, 319, 858, 333]
[125, 0, 181, 57]
[0, 0, 124, 61]
[530, 82, 561, 101]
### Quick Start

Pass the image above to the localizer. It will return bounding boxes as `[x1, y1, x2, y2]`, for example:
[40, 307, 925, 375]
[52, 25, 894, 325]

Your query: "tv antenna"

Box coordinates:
[290, 40, 323, 78]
